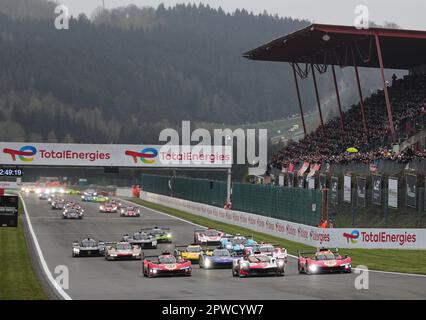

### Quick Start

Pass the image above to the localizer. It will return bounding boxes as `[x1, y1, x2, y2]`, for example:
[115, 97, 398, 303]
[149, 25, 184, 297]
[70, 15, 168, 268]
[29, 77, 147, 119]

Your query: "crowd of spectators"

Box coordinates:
[272, 74, 426, 171]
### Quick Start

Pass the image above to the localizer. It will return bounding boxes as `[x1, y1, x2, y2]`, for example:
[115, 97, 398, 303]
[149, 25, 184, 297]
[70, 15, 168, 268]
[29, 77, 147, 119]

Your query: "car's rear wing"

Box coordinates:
[194, 228, 208, 233]
[298, 248, 340, 257]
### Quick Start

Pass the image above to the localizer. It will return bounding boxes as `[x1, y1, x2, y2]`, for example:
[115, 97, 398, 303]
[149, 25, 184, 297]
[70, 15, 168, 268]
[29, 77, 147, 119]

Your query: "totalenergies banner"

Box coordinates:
[141, 191, 426, 249]
[0, 142, 232, 168]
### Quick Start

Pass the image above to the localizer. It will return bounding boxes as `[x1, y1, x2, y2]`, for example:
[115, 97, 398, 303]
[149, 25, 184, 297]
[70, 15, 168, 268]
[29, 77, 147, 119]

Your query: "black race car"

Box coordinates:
[62, 207, 84, 219]
[122, 231, 157, 249]
[51, 198, 66, 210]
[72, 238, 105, 257]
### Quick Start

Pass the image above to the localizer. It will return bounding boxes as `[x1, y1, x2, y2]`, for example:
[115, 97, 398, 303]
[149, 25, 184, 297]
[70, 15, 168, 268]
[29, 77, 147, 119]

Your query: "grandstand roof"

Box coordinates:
[243, 24, 426, 70]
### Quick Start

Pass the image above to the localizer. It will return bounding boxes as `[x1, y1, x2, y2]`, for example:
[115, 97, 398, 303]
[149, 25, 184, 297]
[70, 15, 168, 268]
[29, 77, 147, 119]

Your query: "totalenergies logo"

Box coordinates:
[3, 146, 37, 162]
[125, 148, 158, 164]
[343, 230, 360, 244]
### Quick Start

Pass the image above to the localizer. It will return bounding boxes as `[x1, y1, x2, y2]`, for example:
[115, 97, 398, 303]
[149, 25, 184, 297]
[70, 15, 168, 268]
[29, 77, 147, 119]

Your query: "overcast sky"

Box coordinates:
[59, 0, 426, 30]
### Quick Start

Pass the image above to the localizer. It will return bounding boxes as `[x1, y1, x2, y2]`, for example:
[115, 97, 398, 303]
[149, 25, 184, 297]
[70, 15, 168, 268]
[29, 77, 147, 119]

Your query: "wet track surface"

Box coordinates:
[22, 194, 426, 300]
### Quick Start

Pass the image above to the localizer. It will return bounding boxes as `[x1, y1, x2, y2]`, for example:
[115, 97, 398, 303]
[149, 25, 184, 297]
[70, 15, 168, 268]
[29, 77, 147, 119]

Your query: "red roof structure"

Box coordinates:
[242, 24, 426, 137]
[243, 24, 426, 69]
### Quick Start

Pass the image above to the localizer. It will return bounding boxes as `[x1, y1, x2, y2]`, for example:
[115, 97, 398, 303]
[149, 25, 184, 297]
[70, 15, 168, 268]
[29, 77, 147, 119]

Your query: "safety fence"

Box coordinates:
[140, 174, 322, 226]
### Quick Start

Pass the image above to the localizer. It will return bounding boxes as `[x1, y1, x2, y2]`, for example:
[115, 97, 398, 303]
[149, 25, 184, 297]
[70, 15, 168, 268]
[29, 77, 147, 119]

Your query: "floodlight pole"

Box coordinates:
[375, 34, 396, 139]
[311, 65, 325, 133]
[292, 64, 307, 135]
[331, 65, 345, 131]
[351, 45, 368, 132]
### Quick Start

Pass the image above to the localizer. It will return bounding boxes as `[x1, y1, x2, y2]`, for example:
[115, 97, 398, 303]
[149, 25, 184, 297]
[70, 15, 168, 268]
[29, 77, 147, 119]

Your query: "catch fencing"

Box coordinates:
[140, 174, 322, 226]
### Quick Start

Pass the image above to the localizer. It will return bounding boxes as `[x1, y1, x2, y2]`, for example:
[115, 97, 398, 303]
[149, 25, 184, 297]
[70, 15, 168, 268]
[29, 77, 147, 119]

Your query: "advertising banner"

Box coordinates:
[372, 174, 382, 206]
[0, 142, 232, 168]
[406, 174, 417, 208]
[330, 176, 338, 204]
[308, 177, 315, 189]
[356, 177, 366, 208]
[388, 177, 398, 208]
[319, 174, 327, 190]
[343, 175, 351, 203]
[0, 195, 19, 227]
[297, 162, 309, 177]
[287, 173, 294, 188]
[141, 191, 426, 249]
[278, 174, 284, 186]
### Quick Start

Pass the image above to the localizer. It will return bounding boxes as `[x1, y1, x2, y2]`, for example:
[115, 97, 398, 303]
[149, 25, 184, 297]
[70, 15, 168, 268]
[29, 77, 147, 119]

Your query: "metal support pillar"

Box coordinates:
[351, 46, 368, 132]
[311, 65, 324, 133]
[292, 64, 307, 135]
[375, 34, 396, 139]
[331, 65, 345, 131]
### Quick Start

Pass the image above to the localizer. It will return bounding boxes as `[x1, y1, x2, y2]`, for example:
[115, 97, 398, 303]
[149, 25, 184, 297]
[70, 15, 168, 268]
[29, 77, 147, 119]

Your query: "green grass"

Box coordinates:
[132, 198, 426, 275]
[0, 201, 48, 300]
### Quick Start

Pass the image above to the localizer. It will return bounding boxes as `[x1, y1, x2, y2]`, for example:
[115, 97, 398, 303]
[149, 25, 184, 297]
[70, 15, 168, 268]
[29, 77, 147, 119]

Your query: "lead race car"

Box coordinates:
[232, 252, 286, 277]
[72, 237, 105, 257]
[297, 248, 352, 274]
[199, 248, 237, 269]
[193, 228, 224, 246]
[122, 231, 157, 249]
[142, 252, 192, 277]
[105, 242, 142, 260]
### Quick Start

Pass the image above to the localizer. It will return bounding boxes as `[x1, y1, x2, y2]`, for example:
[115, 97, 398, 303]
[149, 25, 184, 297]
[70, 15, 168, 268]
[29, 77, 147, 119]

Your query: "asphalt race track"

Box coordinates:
[22, 194, 426, 300]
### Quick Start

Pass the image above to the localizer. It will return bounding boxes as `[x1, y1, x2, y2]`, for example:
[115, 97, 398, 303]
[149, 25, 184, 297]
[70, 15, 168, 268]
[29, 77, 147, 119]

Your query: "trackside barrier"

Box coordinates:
[141, 191, 426, 249]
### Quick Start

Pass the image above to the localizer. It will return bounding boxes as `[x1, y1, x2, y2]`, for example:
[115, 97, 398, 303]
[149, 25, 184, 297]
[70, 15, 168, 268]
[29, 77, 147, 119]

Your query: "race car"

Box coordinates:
[193, 228, 224, 246]
[51, 198, 66, 210]
[220, 234, 257, 255]
[67, 189, 81, 196]
[297, 248, 352, 274]
[199, 248, 237, 269]
[62, 207, 84, 219]
[110, 199, 122, 210]
[99, 202, 118, 213]
[119, 206, 140, 217]
[81, 193, 94, 202]
[245, 243, 288, 260]
[72, 237, 105, 257]
[38, 191, 50, 200]
[142, 227, 172, 243]
[105, 242, 142, 260]
[174, 244, 213, 263]
[142, 252, 192, 277]
[232, 252, 285, 277]
[93, 195, 109, 203]
[122, 231, 157, 248]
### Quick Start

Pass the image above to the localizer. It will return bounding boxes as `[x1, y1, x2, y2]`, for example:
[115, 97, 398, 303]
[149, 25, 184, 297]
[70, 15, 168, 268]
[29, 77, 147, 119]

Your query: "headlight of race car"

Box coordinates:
[73, 248, 80, 254]
[166, 233, 172, 238]
[226, 244, 232, 249]
[204, 259, 211, 268]
[242, 262, 249, 269]
[341, 263, 351, 269]
[277, 259, 285, 267]
[309, 264, 318, 273]
[120, 209, 125, 213]
[100, 206, 104, 210]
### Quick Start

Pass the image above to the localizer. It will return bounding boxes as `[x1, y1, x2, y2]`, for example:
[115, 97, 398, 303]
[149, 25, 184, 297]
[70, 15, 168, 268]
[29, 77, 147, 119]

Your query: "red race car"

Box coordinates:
[120, 206, 140, 217]
[193, 228, 225, 246]
[99, 202, 118, 213]
[298, 248, 352, 274]
[142, 252, 192, 277]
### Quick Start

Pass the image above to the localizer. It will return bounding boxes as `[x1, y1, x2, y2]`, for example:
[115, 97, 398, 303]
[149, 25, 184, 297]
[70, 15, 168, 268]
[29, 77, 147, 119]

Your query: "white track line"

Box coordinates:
[20, 195, 72, 300]
[123, 198, 426, 278]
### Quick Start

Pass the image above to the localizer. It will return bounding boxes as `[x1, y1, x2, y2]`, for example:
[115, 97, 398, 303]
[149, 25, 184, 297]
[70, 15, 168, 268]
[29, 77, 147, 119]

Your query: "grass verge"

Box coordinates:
[0, 200, 48, 300]
[132, 198, 426, 275]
